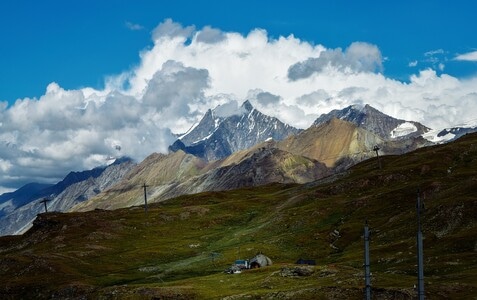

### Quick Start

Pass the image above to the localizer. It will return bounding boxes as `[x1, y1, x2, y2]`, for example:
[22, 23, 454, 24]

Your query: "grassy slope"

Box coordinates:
[1, 134, 477, 299]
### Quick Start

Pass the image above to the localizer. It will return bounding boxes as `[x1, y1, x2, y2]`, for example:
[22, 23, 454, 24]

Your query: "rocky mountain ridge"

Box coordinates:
[71, 104, 431, 213]
[169, 100, 301, 161]
[313, 104, 430, 140]
[0, 158, 135, 236]
[3, 103, 476, 235]
[73, 146, 329, 212]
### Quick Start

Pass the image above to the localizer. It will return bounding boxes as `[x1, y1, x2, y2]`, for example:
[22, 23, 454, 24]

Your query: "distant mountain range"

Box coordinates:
[0, 158, 135, 236]
[2, 102, 477, 236]
[71, 102, 432, 212]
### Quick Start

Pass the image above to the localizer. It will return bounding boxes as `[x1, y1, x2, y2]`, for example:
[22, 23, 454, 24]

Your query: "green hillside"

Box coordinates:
[1, 133, 476, 299]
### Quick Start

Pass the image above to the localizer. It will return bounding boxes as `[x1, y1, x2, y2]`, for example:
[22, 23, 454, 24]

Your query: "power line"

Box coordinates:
[39, 198, 50, 213]
[373, 145, 382, 169]
[416, 189, 425, 299]
[142, 183, 149, 214]
[364, 219, 371, 300]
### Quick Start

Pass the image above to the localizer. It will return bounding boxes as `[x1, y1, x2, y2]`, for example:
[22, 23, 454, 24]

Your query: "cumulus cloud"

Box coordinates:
[455, 50, 477, 62]
[296, 89, 331, 107]
[0, 65, 209, 189]
[213, 100, 246, 118]
[195, 26, 226, 44]
[287, 42, 383, 80]
[247, 89, 281, 106]
[142, 60, 210, 132]
[152, 18, 195, 41]
[1, 18, 477, 192]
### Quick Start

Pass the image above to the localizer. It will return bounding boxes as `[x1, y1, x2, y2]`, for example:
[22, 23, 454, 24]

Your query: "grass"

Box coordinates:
[1, 134, 477, 299]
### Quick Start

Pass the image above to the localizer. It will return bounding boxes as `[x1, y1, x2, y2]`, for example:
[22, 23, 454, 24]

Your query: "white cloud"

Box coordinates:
[247, 89, 282, 106]
[408, 60, 418, 67]
[1, 19, 477, 192]
[425, 49, 445, 56]
[455, 50, 477, 62]
[125, 21, 144, 31]
[195, 26, 226, 44]
[213, 100, 246, 118]
[287, 42, 383, 80]
[152, 18, 195, 41]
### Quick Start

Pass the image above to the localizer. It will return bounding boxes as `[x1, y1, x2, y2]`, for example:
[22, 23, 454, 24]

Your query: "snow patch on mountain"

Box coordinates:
[178, 122, 200, 140]
[422, 118, 477, 143]
[390, 122, 418, 138]
[191, 131, 216, 146]
[422, 129, 456, 143]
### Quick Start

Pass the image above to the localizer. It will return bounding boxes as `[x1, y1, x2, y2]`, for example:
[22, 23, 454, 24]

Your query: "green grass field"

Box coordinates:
[1, 134, 477, 299]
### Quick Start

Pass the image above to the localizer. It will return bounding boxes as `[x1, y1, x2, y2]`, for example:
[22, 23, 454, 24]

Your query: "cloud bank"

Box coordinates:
[455, 50, 477, 62]
[1, 18, 477, 191]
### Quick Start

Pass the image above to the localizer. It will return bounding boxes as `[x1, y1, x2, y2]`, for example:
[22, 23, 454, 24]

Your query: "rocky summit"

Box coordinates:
[169, 100, 301, 161]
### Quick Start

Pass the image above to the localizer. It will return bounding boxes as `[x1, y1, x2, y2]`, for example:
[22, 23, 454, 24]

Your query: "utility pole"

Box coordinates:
[416, 189, 425, 299]
[364, 219, 371, 300]
[373, 145, 382, 169]
[142, 183, 149, 214]
[39, 198, 50, 213]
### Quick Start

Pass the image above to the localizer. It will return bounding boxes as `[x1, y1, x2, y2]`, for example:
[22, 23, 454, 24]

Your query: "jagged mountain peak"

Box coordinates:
[241, 99, 254, 112]
[313, 104, 429, 140]
[314, 104, 387, 126]
[169, 100, 301, 161]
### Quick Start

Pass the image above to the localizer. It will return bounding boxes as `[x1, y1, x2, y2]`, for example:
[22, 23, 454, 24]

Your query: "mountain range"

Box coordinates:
[1, 130, 475, 298]
[0, 158, 135, 236]
[1, 102, 476, 236]
[169, 100, 301, 161]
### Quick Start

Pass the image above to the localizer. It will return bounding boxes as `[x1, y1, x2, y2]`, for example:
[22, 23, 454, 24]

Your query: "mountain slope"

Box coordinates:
[73, 106, 433, 212]
[73, 150, 208, 211]
[276, 117, 431, 170]
[313, 104, 429, 140]
[73, 147, 329, 211]
[1, 133, 476, 299]
[277, 117, 383, 168]
[423, 122, 477, 143]
[156, 147, 329, 201]
[0, 158, 135, 236]
[0, 183, 53, 218]
[169, 100, 301, 161]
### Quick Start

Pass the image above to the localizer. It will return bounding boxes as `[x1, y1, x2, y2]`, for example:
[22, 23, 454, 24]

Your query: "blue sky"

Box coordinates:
[1, 0, 477, 192]
[1, 0, 476, 103]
